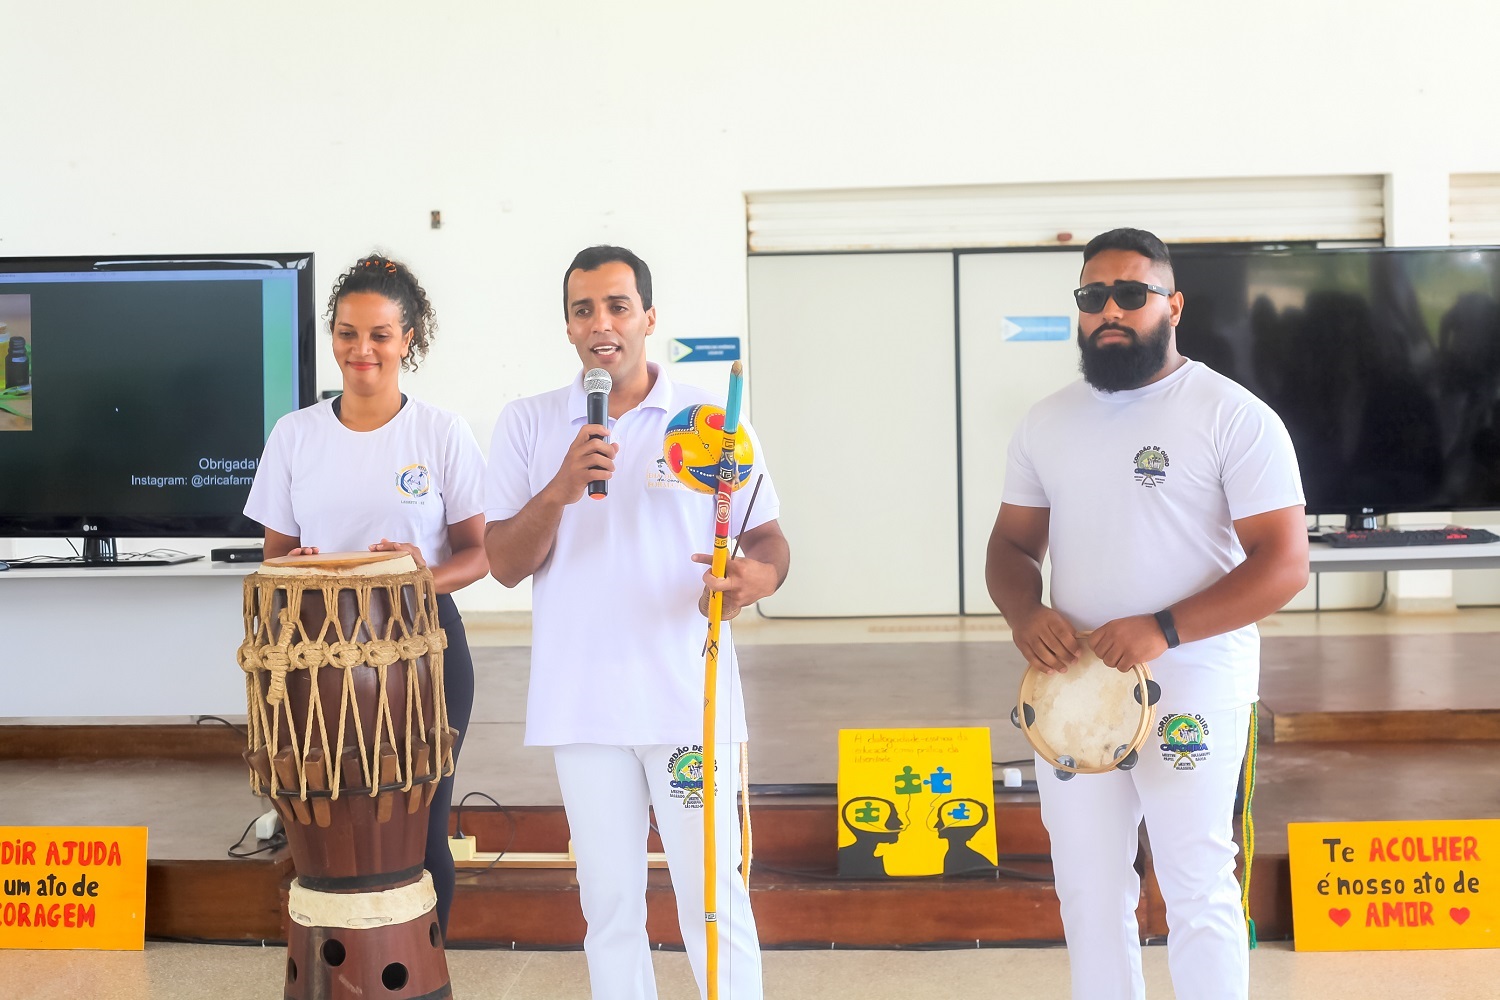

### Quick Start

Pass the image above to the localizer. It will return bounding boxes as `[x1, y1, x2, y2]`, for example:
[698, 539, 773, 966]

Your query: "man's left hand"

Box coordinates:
[1088, 613, 1170, 671]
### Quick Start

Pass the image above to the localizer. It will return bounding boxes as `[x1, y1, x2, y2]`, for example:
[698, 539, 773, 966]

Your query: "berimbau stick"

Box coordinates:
[700, 359, 743, 1000]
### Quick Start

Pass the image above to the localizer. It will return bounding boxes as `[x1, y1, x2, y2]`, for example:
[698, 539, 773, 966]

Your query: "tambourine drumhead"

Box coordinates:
[1016, 644, 1154, 775]
[258, 551, 418, 577]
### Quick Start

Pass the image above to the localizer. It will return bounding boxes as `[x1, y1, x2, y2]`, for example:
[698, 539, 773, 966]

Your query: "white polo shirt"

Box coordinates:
[245, 396, 486, 566]
[1002, 360, 1304, 711]
[485, 364, 781, 747]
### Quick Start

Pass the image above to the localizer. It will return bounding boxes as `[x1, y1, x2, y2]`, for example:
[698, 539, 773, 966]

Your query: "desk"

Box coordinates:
[1309, 540, 1500, 574]
[0, 561, 255, 717]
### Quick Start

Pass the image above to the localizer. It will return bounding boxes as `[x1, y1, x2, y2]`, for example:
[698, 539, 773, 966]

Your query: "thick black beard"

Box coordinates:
[1077, 316, 1172, 392]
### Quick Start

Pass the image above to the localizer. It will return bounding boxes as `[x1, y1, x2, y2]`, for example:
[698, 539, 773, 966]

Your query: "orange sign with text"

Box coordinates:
[0, 827, 148, 951]
[1288, 819, 1498, 951]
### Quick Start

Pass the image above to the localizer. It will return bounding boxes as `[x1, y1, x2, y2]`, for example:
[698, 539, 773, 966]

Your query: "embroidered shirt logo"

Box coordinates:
[1133, 445, 1170, 488]
[1158, 712, 1211, 770]
[397, 464, 431, 501]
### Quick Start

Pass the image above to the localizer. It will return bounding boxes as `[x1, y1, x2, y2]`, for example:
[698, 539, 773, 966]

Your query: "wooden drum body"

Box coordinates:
[238, 551, 456, 1000]
[1012, 640, 1161, 781]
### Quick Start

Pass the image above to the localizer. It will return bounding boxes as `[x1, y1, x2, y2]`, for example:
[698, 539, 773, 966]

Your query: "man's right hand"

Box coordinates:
[545, 424, 619, 505]
[1009, 606, 1082, 674]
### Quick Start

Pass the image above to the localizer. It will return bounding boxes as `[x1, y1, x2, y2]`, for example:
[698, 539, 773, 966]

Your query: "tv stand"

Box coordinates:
[84, 534, 117, 564]
[4, 536, 202, 568]
[1344, 510, 1379, 532]
[0, 559, 255, 715]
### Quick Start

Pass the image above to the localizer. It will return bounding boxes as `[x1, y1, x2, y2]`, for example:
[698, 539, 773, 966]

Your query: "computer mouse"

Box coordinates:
[0, 561, 9, 571]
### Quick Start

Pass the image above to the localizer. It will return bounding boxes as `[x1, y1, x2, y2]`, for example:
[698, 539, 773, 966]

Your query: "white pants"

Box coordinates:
[554, 743, 762, 1000]
[1037, 703, 1252, 1000]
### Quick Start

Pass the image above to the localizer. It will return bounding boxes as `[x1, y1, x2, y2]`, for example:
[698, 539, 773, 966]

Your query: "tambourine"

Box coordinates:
[1011, 637, 1161, 781]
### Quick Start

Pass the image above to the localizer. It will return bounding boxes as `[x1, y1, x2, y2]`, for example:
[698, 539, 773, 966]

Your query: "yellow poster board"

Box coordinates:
[837, 727, 997, 877]
[0, 827, 148, 951]
[1288, 819, 1499, 951]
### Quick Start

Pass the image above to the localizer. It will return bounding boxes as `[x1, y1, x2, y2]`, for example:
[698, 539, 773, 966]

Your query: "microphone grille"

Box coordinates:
[583, 368, 612, 394]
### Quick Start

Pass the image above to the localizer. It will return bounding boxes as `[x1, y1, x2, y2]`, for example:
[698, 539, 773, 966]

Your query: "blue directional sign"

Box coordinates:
[670, 337, 742, 363]
[1001, 316, 1071, 342]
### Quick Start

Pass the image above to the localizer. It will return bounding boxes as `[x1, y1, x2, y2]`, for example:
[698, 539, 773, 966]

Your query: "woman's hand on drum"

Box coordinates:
[1010, 607, 1081, 674]
[1088, 614, 1167, 671]
[369, 539, 427, 568]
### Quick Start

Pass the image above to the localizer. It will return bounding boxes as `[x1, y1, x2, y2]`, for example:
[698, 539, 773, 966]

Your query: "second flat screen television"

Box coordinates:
[1172, 245, 1500, 524]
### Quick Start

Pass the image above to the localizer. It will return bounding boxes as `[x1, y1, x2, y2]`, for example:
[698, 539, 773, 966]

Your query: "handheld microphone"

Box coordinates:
[584, 367, 611, 498]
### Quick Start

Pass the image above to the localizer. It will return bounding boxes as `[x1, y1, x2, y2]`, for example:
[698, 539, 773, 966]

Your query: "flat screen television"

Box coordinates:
[1171, 245, 1500, 528]
[0, 253, 316, 560]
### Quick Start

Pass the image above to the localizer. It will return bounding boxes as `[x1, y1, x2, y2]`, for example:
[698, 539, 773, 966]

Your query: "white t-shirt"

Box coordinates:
[485, 363, 781, 747]
[245, 396, 486, 566]
[1002, 360, 1305, 710]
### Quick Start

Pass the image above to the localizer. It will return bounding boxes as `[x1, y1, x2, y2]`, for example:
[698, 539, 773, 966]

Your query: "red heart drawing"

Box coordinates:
[1451, 908, 1470, 925]
[1329, 908, 1351, 927]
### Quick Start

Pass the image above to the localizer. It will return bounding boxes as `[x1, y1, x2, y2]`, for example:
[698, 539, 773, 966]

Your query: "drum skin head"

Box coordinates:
[1015, 643, 1154, 775]
[259, 551, 419, 576]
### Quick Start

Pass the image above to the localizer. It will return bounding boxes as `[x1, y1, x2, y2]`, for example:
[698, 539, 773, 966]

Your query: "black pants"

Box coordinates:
[426, 593, 473, 938]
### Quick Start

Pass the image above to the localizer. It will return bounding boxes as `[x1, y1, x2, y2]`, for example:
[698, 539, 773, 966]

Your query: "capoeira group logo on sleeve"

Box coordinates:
[396, 463, 432, 502]
[667, 745, 717, 808]
[1132, 445, 1170, 488]
[1158, 713, 1211, 769]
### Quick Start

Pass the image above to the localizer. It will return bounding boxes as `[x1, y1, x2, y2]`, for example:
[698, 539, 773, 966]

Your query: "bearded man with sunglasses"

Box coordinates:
[985, 228, 1309, 1000]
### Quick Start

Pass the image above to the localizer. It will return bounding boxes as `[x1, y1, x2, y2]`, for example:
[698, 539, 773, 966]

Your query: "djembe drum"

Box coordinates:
[1012, 636, 1160, 781]
[238, 552, 456, 1000]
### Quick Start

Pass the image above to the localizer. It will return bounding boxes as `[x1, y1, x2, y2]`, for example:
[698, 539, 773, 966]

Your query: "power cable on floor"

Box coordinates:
[227, 814, 286, 859]
[195, 715, 247, 738]
[453, 791, 517, 879]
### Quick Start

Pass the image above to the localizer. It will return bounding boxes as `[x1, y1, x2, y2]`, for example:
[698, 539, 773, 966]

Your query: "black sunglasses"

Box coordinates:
[1073, 280, 1173, 313]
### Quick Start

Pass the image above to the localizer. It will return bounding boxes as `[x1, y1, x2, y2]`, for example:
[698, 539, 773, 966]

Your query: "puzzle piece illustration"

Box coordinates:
[854, 801, 880, 824]
[894, 766, 923, 794]
[926, 767, 953, 794]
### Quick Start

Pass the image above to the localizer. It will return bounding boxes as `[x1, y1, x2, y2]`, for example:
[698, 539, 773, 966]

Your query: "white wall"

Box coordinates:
[5, 0, 1500, 610]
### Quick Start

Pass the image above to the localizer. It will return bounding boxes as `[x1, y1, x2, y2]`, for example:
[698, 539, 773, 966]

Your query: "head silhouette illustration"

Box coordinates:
[838, 796, 906, 877]
[929, 797, 995, 875]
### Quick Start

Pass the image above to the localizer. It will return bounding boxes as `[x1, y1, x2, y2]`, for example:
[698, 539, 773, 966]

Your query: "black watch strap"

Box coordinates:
[1154, 609, 1180, 649]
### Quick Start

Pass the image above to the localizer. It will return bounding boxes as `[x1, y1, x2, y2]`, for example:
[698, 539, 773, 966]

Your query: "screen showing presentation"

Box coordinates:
[0, 260, 311, 534]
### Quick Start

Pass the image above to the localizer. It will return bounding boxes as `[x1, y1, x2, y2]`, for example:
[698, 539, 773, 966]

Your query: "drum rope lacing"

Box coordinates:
[237, 570, 453, 803]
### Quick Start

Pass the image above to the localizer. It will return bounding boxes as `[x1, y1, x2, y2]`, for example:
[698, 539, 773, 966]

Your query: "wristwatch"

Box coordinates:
[1154, 609, 1180, 649]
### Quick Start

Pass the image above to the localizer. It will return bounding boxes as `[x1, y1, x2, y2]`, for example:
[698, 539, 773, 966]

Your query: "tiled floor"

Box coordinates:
[4, 939, 1500, 999]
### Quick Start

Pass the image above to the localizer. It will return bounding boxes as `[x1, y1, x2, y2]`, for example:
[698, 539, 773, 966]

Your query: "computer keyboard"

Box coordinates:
[1318, 527, 1500, 548]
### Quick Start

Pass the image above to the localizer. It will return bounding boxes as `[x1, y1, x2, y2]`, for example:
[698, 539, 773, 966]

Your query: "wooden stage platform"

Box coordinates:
[5, 624, 1499, 948]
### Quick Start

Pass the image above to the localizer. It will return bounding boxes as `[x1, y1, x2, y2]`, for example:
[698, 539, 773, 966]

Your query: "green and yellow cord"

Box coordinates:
[1241, 705, 1259, 949]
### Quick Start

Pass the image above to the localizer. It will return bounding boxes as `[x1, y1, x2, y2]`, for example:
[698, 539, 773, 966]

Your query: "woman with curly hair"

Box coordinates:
[243, 253, 486, 937]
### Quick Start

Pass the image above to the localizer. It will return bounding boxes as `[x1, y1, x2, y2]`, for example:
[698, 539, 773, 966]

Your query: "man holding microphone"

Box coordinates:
[484, 245, 789, 1000]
